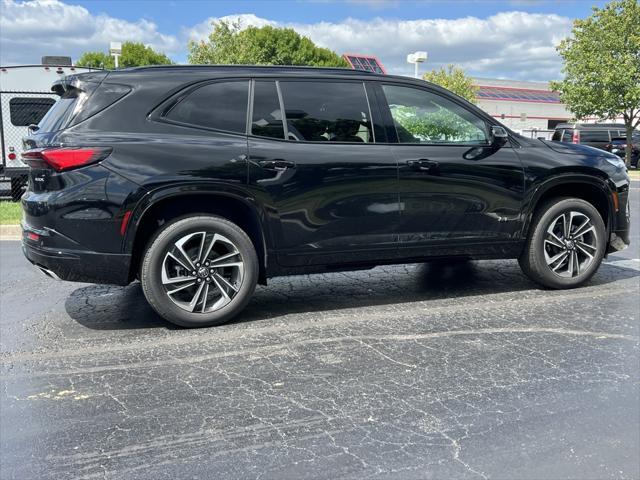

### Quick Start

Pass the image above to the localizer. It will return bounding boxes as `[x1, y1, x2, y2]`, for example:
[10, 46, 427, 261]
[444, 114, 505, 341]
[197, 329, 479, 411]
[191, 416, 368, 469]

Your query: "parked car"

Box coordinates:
[605, 133, 639, 168]
[551, 123, 628, 151]
[21, 66, 631, 327]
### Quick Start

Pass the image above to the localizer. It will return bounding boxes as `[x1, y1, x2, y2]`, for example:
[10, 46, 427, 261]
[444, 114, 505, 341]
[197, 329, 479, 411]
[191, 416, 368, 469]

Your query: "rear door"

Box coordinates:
[247, 78, 398, 267]
[375, 82, 525, 257]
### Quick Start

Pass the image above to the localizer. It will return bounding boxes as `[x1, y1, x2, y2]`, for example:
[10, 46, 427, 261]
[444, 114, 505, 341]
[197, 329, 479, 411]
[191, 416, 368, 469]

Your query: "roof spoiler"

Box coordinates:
[51, 77, 80, 96]
[50, 71, 109, 96]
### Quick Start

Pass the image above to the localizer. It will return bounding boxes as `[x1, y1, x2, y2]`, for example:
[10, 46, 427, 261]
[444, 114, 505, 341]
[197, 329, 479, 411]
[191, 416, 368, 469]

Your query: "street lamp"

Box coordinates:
[407, 51, 428, 79]
[109, 41, 122, 69]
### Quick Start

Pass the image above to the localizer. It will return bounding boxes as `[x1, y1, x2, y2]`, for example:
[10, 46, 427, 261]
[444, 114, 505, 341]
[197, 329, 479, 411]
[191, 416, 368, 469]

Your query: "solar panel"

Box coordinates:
[476, 86, 561, 103]
[343, 54, 387, 74]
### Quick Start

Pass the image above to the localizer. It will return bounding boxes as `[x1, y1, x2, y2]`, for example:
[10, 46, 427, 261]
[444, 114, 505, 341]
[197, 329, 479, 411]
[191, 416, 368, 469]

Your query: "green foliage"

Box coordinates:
[0, 201, 22, 225]
[551, 0, 640, 165]
[76, 41, 172, 69]
[391, 105, 485, 143]
[422, 64, 478, 103]
[188, 20, 349, 68]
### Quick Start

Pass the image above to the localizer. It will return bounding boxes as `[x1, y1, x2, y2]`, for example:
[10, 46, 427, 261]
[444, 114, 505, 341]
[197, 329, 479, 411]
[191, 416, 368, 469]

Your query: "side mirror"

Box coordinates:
[490, 126, 509, 146]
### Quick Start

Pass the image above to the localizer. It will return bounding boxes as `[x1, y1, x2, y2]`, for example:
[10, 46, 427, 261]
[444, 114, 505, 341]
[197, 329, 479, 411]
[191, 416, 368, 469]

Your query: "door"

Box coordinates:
[375, 83, 525, 257]
[247, 79, 398, 267]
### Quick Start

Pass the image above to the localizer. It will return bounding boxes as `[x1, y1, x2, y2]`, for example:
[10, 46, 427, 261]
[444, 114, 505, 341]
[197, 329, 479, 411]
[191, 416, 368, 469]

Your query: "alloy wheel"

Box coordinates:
[161, 231, 244, 313]
[543, 211, 598, 278]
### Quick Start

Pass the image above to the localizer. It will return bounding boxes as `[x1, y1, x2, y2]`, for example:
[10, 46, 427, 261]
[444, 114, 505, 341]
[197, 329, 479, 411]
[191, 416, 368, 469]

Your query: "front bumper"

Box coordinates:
[22, 225, 131, 285]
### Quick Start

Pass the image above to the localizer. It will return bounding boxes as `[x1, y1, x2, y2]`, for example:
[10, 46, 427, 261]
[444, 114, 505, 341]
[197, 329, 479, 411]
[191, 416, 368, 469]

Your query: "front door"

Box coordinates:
[247, 79, 398, 267]
[375, 83, 525, 257]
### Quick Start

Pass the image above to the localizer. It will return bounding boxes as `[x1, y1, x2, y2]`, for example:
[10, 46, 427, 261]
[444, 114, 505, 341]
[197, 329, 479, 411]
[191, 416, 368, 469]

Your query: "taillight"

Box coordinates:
[572, 130, 580, 144]
[22, 147, 111, 172]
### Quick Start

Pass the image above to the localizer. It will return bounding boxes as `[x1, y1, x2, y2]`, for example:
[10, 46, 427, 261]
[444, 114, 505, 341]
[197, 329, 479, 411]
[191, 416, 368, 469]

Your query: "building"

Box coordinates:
[473, 77, 571, 137]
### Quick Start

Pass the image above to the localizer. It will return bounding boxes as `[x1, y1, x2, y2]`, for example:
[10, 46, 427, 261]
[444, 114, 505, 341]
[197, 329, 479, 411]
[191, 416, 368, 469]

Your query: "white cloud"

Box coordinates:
[184, 11, 571, 81]
[0, 0, 180, 65]
[1, 1, 572, 81]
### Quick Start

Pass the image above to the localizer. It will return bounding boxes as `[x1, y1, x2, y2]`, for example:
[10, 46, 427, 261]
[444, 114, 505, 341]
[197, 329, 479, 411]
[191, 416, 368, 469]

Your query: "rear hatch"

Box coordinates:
[22, 72, 130, 191]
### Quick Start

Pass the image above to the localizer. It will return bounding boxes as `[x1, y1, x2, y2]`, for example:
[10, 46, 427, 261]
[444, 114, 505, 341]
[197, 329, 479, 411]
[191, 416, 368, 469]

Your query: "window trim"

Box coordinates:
[247, 77, 380, 145]
[152, 78, 251, 136]
[376, 81, 495, 147]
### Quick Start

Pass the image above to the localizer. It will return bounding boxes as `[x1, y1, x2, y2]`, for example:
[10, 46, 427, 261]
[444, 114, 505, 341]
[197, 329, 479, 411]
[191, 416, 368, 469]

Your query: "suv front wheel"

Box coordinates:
[519, 198, 606, 289]
[141, 215, 258, 327]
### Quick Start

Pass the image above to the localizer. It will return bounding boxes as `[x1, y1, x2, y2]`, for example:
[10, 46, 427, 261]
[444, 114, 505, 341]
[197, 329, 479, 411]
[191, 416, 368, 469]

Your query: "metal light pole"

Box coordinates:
[407, 51, 428, 78]
[110, 41, 122, 69]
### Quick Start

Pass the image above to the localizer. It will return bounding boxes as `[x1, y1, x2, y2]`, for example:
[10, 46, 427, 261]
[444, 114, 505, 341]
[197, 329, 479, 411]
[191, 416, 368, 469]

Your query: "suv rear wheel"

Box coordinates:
[519, 198, 606, 289]
[140, 215, 258, 327]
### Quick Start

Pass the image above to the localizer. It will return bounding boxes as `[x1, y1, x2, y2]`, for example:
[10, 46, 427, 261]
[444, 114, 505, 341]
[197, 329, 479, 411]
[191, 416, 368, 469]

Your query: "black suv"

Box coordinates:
[552, 123, 628, 151]
[605, 133, 639, 168]
[21, 66, 631, 327]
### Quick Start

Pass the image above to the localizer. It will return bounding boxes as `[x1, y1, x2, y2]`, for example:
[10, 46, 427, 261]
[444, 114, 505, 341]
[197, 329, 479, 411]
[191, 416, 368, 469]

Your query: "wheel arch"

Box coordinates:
[522, 174, 615, 242]
[124, 185, 271, 284]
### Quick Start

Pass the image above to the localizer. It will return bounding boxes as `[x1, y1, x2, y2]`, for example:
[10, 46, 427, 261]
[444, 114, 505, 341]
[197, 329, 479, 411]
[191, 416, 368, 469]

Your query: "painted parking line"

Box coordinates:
[604, 258, 640, 271]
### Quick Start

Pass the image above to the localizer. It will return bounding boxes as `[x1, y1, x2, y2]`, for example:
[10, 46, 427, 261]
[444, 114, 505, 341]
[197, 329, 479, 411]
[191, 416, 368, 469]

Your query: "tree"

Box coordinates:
[76, 41, 172, 69]
[551, 0, 640, 166]
[422, 64, 478, 103]
[188, 20, 349, 68]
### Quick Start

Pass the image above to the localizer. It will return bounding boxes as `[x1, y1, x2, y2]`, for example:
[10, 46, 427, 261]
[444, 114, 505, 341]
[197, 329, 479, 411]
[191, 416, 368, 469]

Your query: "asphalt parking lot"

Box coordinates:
[1, 183, 638, 480]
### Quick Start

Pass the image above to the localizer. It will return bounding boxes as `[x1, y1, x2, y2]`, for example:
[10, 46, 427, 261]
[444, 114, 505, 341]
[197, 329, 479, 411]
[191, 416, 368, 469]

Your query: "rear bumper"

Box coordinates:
[22, 226, 131, 285]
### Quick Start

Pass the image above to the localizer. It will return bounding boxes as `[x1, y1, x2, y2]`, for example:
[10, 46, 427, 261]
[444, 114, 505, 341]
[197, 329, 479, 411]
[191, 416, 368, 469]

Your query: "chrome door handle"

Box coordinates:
[259, 160, 296, 171]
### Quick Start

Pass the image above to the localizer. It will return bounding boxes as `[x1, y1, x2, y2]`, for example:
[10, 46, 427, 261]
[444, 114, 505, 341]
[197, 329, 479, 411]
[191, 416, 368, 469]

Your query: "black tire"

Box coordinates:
[519, 197, 606, 289]
[140, 215, 258, 328]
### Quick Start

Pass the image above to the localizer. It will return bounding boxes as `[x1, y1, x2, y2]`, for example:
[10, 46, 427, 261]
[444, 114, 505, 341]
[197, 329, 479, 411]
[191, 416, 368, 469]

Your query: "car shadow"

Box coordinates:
[65, 259, 639, 331]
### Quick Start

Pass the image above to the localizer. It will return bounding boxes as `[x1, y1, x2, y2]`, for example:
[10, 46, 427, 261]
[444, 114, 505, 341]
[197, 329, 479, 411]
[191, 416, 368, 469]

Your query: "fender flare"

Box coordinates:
[520, 173, 615, 239]
[122, 182, 272, 270]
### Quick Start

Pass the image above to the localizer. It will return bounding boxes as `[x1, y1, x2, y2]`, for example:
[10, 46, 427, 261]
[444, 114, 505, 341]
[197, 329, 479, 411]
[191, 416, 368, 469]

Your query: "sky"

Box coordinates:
[0, 0, 610, 81]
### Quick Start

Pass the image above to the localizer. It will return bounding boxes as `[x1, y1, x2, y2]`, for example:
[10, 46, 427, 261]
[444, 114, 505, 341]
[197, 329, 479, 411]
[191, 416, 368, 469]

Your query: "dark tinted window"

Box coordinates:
[551, 129, 562, 141]
[561, 129, 574, 142]
[251, 81, 285, 139]
[279, 81, 373, 142]
[579, 130, 609, 142]
[9, 97, 55, 126]
[382, 84, 487, 144]
[166, 81, 249, 133]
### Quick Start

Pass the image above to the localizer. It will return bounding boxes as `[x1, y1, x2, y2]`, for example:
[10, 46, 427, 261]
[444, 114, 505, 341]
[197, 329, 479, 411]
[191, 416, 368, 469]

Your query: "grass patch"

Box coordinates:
[0, 201, 23, 225]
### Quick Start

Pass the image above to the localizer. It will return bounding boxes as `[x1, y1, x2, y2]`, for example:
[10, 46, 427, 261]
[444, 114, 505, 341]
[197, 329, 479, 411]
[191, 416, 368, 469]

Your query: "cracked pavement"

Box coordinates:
[1, 184, 639, 479]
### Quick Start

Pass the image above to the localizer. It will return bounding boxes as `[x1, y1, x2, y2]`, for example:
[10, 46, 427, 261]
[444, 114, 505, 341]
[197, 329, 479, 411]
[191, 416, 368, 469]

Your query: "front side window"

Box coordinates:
[9, 97, 56, 126]
[381, 84, 488, 144]
[279, 81, 373, 143]
[165, 81, 249, 133]
[251, 81, 285, 139]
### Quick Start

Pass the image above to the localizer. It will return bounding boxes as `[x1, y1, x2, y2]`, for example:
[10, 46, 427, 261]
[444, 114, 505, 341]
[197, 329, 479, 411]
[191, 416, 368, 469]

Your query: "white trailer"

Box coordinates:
[0, 62, 97, 200]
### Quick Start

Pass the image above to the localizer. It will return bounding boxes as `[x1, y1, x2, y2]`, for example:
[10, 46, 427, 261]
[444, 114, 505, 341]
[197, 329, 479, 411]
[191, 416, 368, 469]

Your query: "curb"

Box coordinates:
[0, 224, 21, 241]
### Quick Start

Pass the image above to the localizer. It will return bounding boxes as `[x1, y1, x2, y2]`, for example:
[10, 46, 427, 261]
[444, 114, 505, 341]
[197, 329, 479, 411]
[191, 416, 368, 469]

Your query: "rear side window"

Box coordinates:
[279, 81, 374, 142]
[9, 97, 55, 126]
[579, 130, 609, 142]
[251, 81, 285, 139]
[551, 129, 562, 141]
[166, 81, 249, 134]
